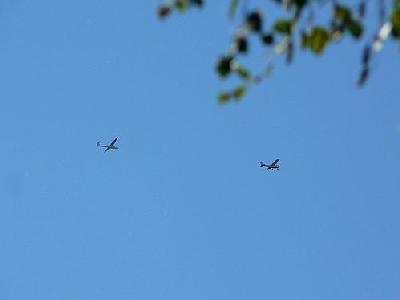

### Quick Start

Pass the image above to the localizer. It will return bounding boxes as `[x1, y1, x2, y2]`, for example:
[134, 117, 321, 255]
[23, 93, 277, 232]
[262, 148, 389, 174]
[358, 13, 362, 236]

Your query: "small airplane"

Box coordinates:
[260, 159, 280, 170]
[97, 137, 119, 152]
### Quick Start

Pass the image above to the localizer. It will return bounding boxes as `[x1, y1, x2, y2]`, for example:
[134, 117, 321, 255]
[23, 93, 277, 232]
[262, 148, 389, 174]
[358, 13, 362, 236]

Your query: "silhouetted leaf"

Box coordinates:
[335, 4, 352, 23]
[158, 4, 171, 19]
[300, 31, 308, 48]
[348, 20, 363, 39]
[234, 35, 248, 53]
[261, 32, 275, 45]
[218, 91, 231, 104]
[307, 26, 330, 54]
[175, 0, 188, 12]
[190, 0, 203, 7]
[274, 19, 292, 35]
[232, 85, 246, 99]
[391, 8, 400, 38]
[293, 0, 308, 10]
[234, 64, 252, 80]
[216, 55, 234, 78]
[246, 11, 263, 32]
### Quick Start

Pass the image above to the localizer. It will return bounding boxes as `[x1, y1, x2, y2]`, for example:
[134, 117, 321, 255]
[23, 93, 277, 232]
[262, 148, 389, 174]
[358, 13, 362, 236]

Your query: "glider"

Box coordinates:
[98, 137, 119, 153]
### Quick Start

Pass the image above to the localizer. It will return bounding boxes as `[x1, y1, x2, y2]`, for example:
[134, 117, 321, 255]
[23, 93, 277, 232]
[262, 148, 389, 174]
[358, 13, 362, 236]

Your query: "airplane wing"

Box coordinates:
[271, 159, 280, 166]
[109, 137, 118, 147]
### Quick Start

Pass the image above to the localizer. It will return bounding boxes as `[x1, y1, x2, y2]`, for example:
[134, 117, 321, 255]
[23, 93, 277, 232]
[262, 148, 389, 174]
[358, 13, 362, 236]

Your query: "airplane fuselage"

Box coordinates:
[104, 145, 118, 152]
[260, 160, 280, 170]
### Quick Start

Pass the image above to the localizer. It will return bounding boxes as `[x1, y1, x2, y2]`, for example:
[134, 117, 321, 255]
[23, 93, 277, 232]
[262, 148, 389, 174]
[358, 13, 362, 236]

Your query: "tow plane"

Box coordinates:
[260, 159, 280, 170]
[97, 137, 119, 153]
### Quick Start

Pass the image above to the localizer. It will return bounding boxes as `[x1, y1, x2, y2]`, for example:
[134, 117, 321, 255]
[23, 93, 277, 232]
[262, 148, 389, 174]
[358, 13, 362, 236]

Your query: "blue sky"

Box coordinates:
[0, 1, 399, 299]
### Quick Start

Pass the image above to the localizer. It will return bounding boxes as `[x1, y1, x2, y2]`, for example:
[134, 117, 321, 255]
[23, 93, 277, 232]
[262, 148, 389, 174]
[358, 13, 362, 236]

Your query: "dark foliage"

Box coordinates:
[158, 0, 400, 103]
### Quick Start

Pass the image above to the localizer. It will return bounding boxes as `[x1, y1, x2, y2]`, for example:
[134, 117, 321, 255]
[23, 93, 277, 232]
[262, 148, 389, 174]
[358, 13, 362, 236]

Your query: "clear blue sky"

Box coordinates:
[1, 1, 399, 299]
